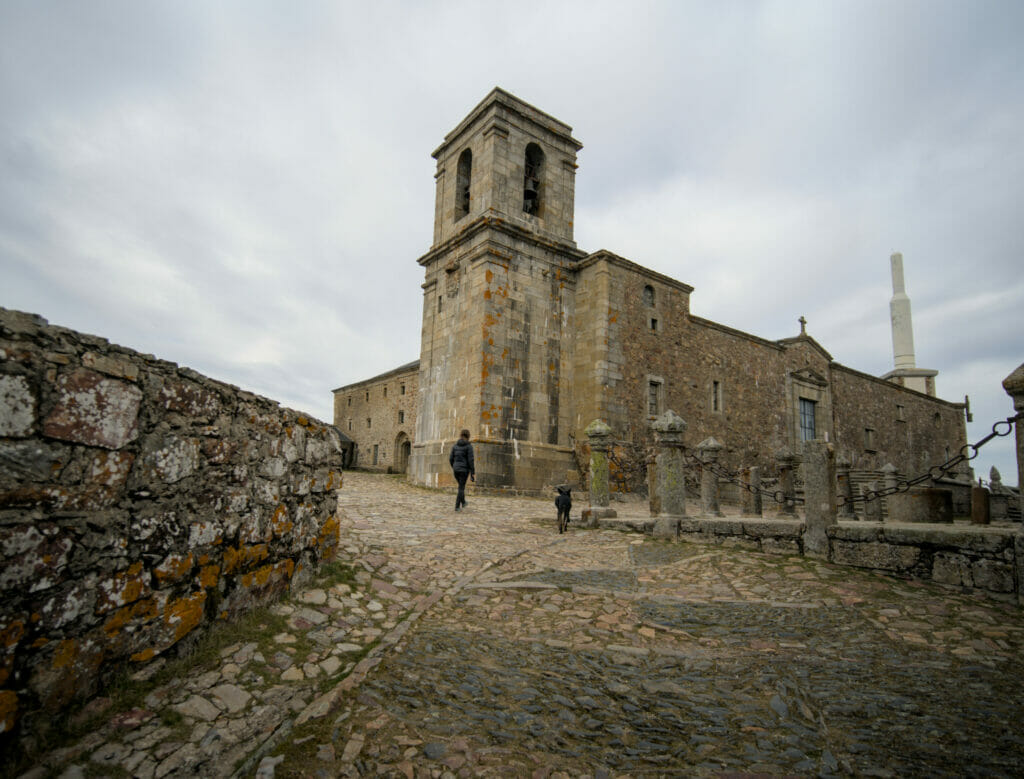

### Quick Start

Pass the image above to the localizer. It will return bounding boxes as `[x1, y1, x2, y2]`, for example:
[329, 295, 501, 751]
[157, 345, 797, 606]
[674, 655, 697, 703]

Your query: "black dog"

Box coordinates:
[555, 485, 572, 534]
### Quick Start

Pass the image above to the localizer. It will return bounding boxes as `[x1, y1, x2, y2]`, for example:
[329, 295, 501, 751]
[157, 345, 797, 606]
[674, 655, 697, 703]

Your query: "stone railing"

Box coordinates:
[0, 308, 344, 738]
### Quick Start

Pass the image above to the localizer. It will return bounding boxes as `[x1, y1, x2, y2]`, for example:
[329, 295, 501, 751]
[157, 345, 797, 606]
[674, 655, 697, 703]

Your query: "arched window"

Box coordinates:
[455, 148, 472, 219]
[523, 143, 544, 215]
[643, 285, 655, 307]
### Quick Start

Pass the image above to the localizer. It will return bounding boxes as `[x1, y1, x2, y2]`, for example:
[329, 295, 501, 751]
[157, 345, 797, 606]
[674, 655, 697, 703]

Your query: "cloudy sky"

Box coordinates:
[2, 1, 1021, 484]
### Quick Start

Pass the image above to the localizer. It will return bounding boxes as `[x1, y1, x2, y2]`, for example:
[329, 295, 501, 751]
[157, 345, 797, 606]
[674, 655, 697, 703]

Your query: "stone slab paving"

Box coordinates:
[21, 472, 1024, 778]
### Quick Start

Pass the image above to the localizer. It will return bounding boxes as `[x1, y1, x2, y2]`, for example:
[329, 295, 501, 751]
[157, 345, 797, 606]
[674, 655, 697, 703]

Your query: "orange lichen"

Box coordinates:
[130, 647, 157, 663]
[0, 690, 18, 734]
[163, 592, 206, 643]
[198, 565, 220, 589]
[103, 598, 158, 637]
[223, 544, 269, 574]
[271, 504, 293, 537]
[153, 553, 194, 585]
[52, 639, 77, 670]
[0, 620, 25, 649]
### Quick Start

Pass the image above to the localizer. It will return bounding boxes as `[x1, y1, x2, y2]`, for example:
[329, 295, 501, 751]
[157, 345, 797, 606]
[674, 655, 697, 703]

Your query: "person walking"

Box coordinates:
[449, 429, 475, 511]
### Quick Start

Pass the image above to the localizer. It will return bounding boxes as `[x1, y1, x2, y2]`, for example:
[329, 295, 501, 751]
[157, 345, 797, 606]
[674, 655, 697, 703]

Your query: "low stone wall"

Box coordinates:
[603, 515, 1022, 603]
[0, 308, 345, 738]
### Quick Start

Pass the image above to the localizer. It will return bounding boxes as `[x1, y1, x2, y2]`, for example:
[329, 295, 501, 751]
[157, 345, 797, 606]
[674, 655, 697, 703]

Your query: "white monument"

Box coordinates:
[882, 252, 938, 396]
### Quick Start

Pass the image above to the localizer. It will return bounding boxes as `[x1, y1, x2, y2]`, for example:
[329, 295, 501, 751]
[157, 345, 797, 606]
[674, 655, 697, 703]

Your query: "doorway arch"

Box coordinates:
[395, 432, 411, 474]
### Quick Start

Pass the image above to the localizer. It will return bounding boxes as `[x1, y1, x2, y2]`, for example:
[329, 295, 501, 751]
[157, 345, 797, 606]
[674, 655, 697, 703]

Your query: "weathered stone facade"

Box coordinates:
[0, 307, 344, 738]
[332, 361, 418, 472]
[339, 88, 968, 493]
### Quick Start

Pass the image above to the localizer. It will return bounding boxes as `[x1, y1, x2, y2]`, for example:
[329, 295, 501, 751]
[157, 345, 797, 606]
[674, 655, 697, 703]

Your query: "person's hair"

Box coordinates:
[460, 429, 471, 439]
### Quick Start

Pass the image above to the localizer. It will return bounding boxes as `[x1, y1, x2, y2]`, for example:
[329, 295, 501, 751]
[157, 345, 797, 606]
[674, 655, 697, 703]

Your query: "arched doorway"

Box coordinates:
[395, 432, 411, 474]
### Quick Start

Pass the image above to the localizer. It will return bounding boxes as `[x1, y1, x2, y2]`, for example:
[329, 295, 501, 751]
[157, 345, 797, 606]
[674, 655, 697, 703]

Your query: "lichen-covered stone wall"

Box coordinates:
[0, 307, 345, 738]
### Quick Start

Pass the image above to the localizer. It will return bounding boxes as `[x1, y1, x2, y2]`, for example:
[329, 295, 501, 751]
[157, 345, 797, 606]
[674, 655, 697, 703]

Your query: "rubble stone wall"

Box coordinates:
[0, 307, 345, 736]
[333, 362, 418, 471]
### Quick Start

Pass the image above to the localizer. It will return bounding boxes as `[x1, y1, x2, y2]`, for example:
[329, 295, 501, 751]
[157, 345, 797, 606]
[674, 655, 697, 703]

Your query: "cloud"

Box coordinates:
[1, 0, 1020, 483]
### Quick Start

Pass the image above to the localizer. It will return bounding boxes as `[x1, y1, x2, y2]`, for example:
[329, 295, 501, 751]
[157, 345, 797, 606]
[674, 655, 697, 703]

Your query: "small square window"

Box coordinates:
[365, 391, 369, 401]
[400, 384, 406, 395]
[398, 411, 405, 424]
[896, 404, 905, 421]
[383, 386, 387, 398]
[864, 427, 875, 451]
[650, 317, 658, 332]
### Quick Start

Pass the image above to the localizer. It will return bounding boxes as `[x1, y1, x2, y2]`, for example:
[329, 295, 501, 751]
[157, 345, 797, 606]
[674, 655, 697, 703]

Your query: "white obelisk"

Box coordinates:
[883, 252, 937, 396]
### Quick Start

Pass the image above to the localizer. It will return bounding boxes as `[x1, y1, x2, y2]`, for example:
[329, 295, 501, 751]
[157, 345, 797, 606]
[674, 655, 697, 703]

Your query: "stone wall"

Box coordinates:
[0, 307, 345, 738]
[630, 517, 1021, 603]
[333, 362, 418, 472]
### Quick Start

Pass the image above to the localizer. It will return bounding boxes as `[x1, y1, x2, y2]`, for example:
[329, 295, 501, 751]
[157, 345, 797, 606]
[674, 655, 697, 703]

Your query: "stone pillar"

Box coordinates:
[802, 440, 836, 560]
[646, 450, 660, 517]
[1002, 364, 1024, 523]
[881, 463, 898, 521]
[836, 455, 855, 519]
[582, 419, 617, 526]
[863, 482, 883, 523]
[696, 437, 724, 517]
[740, 466, 762, 517]
[586, 419, 612, 508]
[650, 410, 687, 537]
[775, 448, 797, 516]
[971, 484, 991, 525]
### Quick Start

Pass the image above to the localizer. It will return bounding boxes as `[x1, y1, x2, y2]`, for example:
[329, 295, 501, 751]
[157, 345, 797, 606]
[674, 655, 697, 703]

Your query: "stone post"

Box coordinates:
[696, 437, 724, 517]
[836, 455, 855, 519]
[586, 419, 612, 508]
[802, 440, 837, 559]
[650, 410, 687, 537]
[971, 483, 991, 525]
[989, 467, 1009, 521]
[881, 463, 898, 521]
[775, 448, 797, 516]
[582, 419, 617, 526]
[863, 482, 883, 523]
[1003, 363, 1024, 606]
[740, 466, 762, 517]
[1002, 363, 1024, 523]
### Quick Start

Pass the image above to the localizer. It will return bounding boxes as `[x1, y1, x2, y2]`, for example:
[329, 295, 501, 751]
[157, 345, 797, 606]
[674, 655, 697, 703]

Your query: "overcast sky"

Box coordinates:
[2, 1, 1021, 485]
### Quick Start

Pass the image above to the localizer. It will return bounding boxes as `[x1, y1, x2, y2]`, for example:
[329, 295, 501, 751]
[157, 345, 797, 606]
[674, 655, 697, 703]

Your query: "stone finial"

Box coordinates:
[990, 466, 1002, 487]
[775, 446, 795, 465]
[585, 419, 612, 441]
[696, 437, 723, 456]
[1003, 363, 1024, 411]
[651, 409, 687, 435]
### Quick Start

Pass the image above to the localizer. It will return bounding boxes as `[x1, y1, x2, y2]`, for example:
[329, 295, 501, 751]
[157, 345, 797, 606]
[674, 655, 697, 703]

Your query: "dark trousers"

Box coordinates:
[454, 471, 469, 509]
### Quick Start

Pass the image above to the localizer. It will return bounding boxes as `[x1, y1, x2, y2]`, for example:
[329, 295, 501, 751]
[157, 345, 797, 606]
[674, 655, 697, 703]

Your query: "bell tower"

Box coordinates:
[408, 88, 586, 490]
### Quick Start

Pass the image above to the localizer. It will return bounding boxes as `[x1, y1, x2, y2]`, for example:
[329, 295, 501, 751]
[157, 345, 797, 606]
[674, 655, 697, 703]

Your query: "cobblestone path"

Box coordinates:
[24, 472, 1024, 778]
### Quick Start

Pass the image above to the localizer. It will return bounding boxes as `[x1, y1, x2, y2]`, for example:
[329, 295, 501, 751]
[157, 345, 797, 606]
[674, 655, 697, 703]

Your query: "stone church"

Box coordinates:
[334, 88, 967, 493]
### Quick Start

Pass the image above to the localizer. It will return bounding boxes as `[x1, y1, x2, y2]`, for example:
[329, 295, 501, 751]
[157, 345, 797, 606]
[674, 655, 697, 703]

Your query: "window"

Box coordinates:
[649, 317, 658, 332]
[648, 380, 663, 417]
[400, 384, 406, 395]
[455, 148, 472, 219]
[398, 411, 405, 424]
[348, 419, 352, 431]
[367, 418, 372, 428]
[365, 391, 369, 401]
[347, 396, 351, 407]
[372, 444, 379, 466]
[864, 427, 875, 451]
[896, 404, 905, 421]
[643, 285, 655, 307]
[437, 295, 442, 313]
[712, 381, 722, 413]
[799, 398, 816, 441]
[383, 386, 387, 398]
[523, 143, 544, 215]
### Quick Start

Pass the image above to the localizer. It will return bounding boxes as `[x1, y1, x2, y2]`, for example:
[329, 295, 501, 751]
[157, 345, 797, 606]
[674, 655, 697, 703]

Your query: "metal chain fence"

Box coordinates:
[683, 411, 1022, 509]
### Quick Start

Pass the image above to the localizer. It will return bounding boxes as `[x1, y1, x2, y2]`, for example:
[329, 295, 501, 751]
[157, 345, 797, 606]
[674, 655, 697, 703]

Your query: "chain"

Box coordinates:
[683, 451, 805, 507]
[844, 411, 1022, 506]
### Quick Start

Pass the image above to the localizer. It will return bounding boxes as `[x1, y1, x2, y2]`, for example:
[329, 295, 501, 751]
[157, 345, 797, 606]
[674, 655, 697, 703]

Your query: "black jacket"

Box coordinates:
[449, 438, 475, 475]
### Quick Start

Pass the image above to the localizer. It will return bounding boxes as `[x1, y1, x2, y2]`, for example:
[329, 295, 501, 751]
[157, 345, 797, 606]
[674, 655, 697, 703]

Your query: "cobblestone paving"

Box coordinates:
[24, 472, 1024, 778]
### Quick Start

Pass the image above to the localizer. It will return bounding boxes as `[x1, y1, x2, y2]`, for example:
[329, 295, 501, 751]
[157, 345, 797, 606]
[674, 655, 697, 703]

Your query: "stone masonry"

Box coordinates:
[339, 88, 969, 494]
[0, 307, 345, 742]
[333, 361, 418, 472]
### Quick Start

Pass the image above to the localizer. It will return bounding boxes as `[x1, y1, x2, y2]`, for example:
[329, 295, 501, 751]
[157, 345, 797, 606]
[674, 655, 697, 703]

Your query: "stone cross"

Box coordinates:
[585, 419, 613, 508]
[774, 447, 797, 516]
[650, 410, 688, 537]
[802, 440, 836, 559]
[696, 437, 724, 517]
[799, 315, 807, 335]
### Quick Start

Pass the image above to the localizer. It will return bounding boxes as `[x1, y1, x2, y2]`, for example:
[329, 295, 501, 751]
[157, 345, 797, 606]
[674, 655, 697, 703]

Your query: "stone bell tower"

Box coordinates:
[407, 88, 586, 490]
